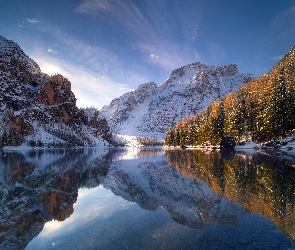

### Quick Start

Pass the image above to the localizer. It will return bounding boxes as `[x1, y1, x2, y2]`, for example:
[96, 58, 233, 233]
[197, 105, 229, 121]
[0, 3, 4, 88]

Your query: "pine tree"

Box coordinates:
[165, 127, 175, 146]
[274, 65, 288, 138]
[211, 99, 225, 145]
[191, 116, 201, 146]
[266, 65, 288, 139]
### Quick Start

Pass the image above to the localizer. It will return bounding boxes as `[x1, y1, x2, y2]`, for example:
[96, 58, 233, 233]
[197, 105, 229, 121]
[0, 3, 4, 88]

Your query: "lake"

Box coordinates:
[1, 147, 295, 250]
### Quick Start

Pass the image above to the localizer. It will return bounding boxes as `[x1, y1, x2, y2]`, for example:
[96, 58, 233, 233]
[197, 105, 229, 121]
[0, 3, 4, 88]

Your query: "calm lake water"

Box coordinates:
[1, 147, 295, 250]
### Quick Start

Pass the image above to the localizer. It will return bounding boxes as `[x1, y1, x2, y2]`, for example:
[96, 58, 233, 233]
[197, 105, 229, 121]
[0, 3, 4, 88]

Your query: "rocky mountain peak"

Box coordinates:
[162, 62, 241, 89]
[216, 63, 238, 75]
[0, 35, 41, 83]
[101, 61, 254, 138]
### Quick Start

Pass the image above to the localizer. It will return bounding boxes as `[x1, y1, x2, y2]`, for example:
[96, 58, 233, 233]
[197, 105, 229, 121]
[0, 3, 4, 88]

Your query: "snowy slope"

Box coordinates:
[101, 62, 253, 141]
[0, 35, 111, 148]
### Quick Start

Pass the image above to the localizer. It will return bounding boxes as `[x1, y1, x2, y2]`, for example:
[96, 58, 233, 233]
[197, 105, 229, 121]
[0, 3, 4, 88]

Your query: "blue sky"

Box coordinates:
[1, 0, 295, 108]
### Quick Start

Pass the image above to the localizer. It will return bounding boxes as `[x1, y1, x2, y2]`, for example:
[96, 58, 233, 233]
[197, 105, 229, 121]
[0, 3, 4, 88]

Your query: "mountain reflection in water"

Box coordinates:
[0, 148, 295, 249]
[166, 149, 295, 243]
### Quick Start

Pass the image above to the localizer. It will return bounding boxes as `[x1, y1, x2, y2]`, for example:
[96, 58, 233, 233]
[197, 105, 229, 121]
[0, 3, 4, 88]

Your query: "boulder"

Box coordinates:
[220, 135, 236, 150]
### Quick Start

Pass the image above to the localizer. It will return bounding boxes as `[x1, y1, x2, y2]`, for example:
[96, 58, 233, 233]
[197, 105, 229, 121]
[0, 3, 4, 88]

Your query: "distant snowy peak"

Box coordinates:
[162, 62, 219, 87]
[161, 62, 252, 94]
[101, 62, 254, 138]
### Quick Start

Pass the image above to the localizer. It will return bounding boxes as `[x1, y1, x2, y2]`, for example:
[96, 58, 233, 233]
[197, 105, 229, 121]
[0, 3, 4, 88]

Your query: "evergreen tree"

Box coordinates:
[165, 127, 175, 146]
[211, 99, 225, 145]
[274, 66, 288, 138]
[265, 65, 288, 139]
[191, 115, 201, 146]
[164, 46, 295, 147]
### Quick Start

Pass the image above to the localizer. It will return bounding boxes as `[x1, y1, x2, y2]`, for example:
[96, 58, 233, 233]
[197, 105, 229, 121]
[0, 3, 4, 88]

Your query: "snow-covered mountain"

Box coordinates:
[0, 35, 112, 148]
[0, 35, 254, 147]
[100, 62, 254, 140]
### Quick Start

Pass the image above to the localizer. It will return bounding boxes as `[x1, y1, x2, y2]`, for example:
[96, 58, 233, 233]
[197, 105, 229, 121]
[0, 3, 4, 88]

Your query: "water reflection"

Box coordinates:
[0, 148, 295, 249]
[165, 148, 295, 243]
[104, 149, 245, 229]
[0, 148, 112, 249]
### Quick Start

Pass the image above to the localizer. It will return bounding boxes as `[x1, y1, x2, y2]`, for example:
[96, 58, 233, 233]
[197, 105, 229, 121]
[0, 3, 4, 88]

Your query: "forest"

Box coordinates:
[165, 46, 295, 147]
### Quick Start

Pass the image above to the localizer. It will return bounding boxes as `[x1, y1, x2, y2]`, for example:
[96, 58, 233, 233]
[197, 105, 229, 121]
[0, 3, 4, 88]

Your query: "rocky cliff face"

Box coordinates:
[100, 62, 253, 138]
[0, 35, 112, 148]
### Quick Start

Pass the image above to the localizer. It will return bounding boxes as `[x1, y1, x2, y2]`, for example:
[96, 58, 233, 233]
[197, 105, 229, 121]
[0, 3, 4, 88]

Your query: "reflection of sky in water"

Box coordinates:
[26, 185, 295, 250]
[3, 148, 295, 249]
[26, 186, 135, 249]
[20, 148, 295, 250]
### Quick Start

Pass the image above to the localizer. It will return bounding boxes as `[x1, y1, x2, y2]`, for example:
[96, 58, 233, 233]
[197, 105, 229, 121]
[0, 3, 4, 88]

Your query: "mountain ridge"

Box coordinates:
[100, 61, 254, 141]
[0, 35, 254, 148]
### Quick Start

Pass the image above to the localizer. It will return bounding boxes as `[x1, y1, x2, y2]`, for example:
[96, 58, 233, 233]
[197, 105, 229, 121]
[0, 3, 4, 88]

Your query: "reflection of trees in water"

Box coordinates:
[165, 149, 295, 243]
[136, 147, 165, 158]
[0, 149, 112, 249]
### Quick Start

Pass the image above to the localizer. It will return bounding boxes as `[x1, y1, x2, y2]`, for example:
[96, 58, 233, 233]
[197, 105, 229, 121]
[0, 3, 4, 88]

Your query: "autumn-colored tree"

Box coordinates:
[164, 45, 295, 147]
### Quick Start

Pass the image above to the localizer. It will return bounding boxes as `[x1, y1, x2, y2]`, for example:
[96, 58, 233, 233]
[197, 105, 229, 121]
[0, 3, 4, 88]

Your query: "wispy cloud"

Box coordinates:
[150, 54, 159, 59]
[27, 18, 39, 23]
[138, 40, 201, 71]
[29, 21, 147, 84]
[264, 2, 295, 45]
[205, 41, 225, 64]
[269, 55, 283, 61]
[273, 3, 295, 38]
[75, 0, 154, 40]
[75, 0, 203, 72]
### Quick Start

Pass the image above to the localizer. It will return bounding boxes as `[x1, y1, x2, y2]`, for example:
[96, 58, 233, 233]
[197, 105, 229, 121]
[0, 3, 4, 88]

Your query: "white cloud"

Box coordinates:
[34, 24, 114, 74]
[27, 20, 148, 88]
[47, 48, 57, 54]
[27, 18, 39, 23]
[150, 54, 159, 59]
[38, 186, 132, 238]
[139, 40, 201, 72]
[35, 55, 131, 108]
[36, 24, 138, 78]
[262, 3, 295, 45]
[75, 0, 154, 40]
